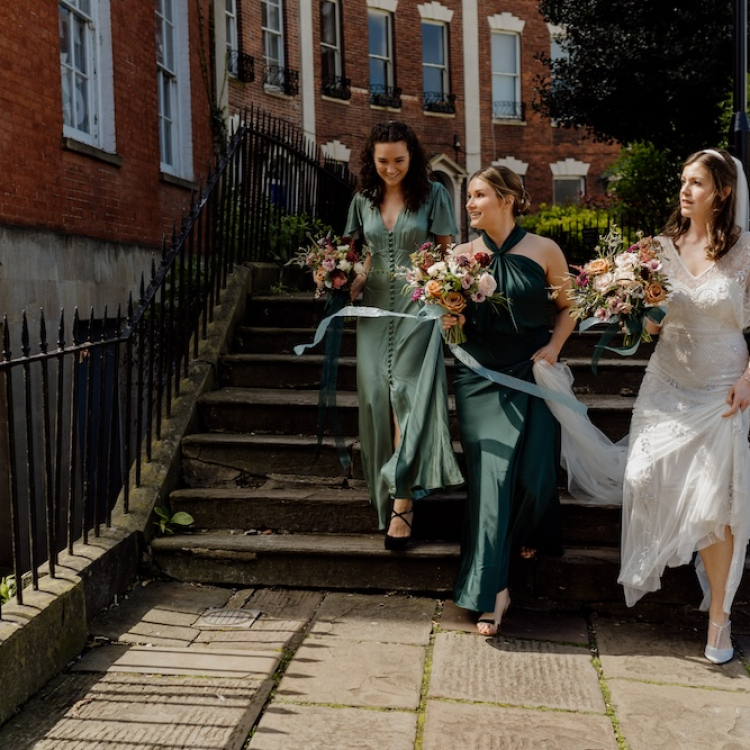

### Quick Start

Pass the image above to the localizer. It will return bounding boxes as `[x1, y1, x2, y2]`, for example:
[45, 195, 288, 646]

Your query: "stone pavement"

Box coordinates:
[1, 580, 749, 749]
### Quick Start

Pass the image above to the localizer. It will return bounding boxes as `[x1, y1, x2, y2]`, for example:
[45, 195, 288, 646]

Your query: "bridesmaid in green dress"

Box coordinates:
[443, 166, 575, 634]
[345, 121, 464, 549]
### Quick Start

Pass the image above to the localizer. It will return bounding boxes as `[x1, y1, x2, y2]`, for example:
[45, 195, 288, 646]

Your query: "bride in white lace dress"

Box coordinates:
[618, 148, 750, 665]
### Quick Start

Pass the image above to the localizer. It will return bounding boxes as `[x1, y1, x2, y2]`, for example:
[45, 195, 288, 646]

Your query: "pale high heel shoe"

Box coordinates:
[704, 619, 734, 665]
[476, 589, 511, 636]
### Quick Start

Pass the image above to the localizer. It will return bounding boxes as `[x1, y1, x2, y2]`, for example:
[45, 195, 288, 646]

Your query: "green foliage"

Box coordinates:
[153, 506, 195, 536]
[536, 0, 733, 155]
[267, 208, 333, 264]
[605, 143, 682, 235]
[0, 575, 17, 604]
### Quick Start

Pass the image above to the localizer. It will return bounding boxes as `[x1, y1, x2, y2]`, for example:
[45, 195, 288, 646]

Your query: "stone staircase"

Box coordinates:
[151, 291, 714, 613]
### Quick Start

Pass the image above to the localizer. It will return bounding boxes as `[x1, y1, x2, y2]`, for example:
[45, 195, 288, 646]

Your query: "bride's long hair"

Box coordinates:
[663, 149, 739, 260]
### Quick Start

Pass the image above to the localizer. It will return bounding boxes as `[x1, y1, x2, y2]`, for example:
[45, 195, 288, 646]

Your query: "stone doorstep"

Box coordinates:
[72, 643, 280, 680]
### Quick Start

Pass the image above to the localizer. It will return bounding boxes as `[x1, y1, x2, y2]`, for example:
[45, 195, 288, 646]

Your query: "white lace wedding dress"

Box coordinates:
[617, 234, 750, 611]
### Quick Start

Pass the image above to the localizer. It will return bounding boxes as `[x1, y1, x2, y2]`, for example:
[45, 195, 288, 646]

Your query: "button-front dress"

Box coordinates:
[345, 181, 464, 528]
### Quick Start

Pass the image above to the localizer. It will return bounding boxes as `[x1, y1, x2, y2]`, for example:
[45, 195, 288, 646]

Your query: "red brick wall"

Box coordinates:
[0, 1, 215, 249]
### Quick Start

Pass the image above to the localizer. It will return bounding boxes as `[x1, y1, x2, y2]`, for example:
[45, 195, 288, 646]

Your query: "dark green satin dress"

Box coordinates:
[453, 225, 562, 613]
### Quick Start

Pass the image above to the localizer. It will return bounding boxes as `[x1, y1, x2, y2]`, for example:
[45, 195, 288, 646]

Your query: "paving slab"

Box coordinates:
[421, 700, 619, 750]
[596, 619, 750, 690]
[0, 672, 269, 750]
[608, 678, 750, 750]
[246, 588, 325, 620]
[429, 631, 605, 713]
[195, 618, 304, 650]
[274, 637, 426, 709]
[309, 592, 437, 644]
[440, 600, 590, 643]
[72, 644, 280, 679]
[248, 703, 417, 750]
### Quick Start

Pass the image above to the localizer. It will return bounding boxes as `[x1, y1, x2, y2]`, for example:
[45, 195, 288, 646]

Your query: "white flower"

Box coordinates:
[593, 272, 615, 293]
[428, 261, 447, 277]
[477, 273, 498, 297]
[353, 262, 365, 275]
[339, 259, 352, 272]
[614, 252, 640, 270]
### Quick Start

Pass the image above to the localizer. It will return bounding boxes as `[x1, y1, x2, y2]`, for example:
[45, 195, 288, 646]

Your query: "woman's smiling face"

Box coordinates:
[373, 141, 411, 187]
[466, 177, 508, 229]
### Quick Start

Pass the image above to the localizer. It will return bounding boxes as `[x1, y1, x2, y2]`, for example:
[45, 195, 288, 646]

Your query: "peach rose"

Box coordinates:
[644, 282, 667, 304]
[424, 279, 444, 300]
[441, 291, 467, 315]
[586, 258, 612, 275]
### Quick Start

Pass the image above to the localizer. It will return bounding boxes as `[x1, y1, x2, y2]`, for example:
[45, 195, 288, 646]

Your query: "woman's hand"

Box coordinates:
[442, 313, 465, 331]
[722, 374, 750, 416]
[531, 343, 560, 365]
[350, 273, 367, 301]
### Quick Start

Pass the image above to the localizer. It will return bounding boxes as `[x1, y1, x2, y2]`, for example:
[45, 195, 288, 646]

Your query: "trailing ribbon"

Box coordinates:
[580, 306, 666, 375]
[296, 303, 587, 424]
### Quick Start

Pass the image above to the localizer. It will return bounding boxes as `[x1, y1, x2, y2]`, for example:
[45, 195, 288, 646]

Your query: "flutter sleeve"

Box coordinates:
[427, 181, 458, 237]
[344, 193, 365, 239]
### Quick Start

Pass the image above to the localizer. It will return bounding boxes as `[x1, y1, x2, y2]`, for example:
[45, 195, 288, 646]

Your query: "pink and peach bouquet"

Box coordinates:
[291, 233, 365, 300]
[396, 241, 509, 344]
[566, 226, 670, 352]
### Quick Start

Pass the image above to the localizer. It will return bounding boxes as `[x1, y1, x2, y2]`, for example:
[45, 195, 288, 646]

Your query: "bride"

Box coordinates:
[537, 148, 750, 665]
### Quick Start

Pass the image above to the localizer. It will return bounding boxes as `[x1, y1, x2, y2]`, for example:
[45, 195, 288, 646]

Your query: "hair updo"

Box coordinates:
[470, 166, 531, 217]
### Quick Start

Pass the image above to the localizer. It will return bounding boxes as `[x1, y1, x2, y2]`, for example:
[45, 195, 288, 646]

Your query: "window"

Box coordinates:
[422, 21, 453, 113]
[155, 0, 193, 178]
[553, 177, 584, 206]
[321, 0, 349, 99]
[226, 0, 239, 77]
[59, 0, 115, 150]
[262, 0, 284, 86]
[369, 10, 399, 107]
[491, 32, 521, 120]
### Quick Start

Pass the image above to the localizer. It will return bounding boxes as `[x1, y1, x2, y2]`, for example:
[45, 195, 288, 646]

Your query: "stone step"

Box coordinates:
[149, 530, 715, 609]
[197, 388, 635, 442]
[169, 482, 622, 545]
[220, 352, 648, 395]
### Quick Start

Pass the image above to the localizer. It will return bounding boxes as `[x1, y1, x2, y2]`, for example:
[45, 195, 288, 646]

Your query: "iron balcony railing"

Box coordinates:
[369, 84, 402, 109]
[228, 50, 255, 83]
[0, 105, 355, 617]
[263, 65, 300, 96]
[492, 100, 525, 120]
[423, 92, 457, 114]
[322, 75, 352, 101]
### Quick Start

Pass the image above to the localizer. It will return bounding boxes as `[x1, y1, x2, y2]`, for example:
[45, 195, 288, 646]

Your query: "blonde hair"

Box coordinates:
[470, 166, 531, 217]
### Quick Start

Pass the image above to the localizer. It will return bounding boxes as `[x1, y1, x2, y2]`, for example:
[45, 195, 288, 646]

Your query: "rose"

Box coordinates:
[441, 291, 467, 315]
[477, 272, 498, 297]
[474, 251, 491, 267]
[329, 269, 348, 289]
[586, 258, 612, 275]
[593, 272, 615, 293]
[644, 282, 667, 304]
[424, 279, 444, 300]
[614, 253, 640, 270]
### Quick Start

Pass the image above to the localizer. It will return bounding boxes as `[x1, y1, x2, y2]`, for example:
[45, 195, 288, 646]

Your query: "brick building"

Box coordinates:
[222, 0, 620, 237]
[0, 1, 216, 322]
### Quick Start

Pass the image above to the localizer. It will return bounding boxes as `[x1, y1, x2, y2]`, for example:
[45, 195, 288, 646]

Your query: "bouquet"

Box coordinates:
[566, 226, 670, 365]
[396, 241, 509, 344]
[290, 233, 366, 301]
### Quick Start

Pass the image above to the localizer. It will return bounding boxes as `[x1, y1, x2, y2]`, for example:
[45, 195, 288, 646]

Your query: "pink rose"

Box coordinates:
[477, 273, 498, 297]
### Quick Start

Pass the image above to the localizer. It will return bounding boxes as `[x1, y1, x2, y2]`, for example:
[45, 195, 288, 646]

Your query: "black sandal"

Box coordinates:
[384, 502, 413, 551]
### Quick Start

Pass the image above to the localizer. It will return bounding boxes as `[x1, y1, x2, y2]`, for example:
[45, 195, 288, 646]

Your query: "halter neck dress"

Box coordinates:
[453, 225, 562, 613]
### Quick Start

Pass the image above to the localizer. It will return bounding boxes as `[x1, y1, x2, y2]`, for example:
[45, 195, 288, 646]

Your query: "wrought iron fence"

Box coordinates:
[0, 106, 355, 616]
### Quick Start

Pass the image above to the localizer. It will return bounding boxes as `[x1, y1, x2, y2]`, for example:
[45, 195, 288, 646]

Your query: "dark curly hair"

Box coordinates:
[663, 148, 740, 260]
[357, 121, 432, 212]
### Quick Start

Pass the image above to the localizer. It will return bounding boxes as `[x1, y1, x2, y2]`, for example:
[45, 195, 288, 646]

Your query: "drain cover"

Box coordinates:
[195, 608, 261, 629]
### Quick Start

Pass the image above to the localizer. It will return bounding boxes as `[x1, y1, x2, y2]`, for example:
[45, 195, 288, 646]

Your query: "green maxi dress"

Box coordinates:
[345, 181, 464, 528]
[453, 225, 561, 613]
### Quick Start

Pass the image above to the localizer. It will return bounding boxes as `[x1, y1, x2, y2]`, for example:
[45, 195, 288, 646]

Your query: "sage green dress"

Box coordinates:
[345, 181, 464, 528]
[453, 226, 562, 613]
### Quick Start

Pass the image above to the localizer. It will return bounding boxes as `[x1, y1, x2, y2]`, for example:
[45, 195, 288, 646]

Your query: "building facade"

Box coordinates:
[222, 0, 619, 237]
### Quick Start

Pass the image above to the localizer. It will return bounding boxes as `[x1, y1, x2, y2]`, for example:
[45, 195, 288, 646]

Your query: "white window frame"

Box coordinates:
[320, 0, 343, 80]
[155, 0, 193, 180]
[226, 0, 239, 77]
[368, 9, 394, 91]
[551, 158, 589, 206]
[59, 0, 116, 151]
[553, 177, 585, 206]
[421, 20, 449, 97]
[262, 0, 285, 74]
[491, 31, 521, 120]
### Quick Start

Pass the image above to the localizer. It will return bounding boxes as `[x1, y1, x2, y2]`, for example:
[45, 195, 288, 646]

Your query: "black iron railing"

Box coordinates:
[0, 106, 355, 616]
[369, 84, 402, 109]
[263, 65, 300, 96]
[423, 92, 457, 114]
[492, 99, 524, 120]
[228, 50, 255, 83]
[322, 75, 351, 101]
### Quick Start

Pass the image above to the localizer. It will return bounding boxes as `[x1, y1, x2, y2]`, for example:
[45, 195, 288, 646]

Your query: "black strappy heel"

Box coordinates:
[384, 501, 413, 551]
